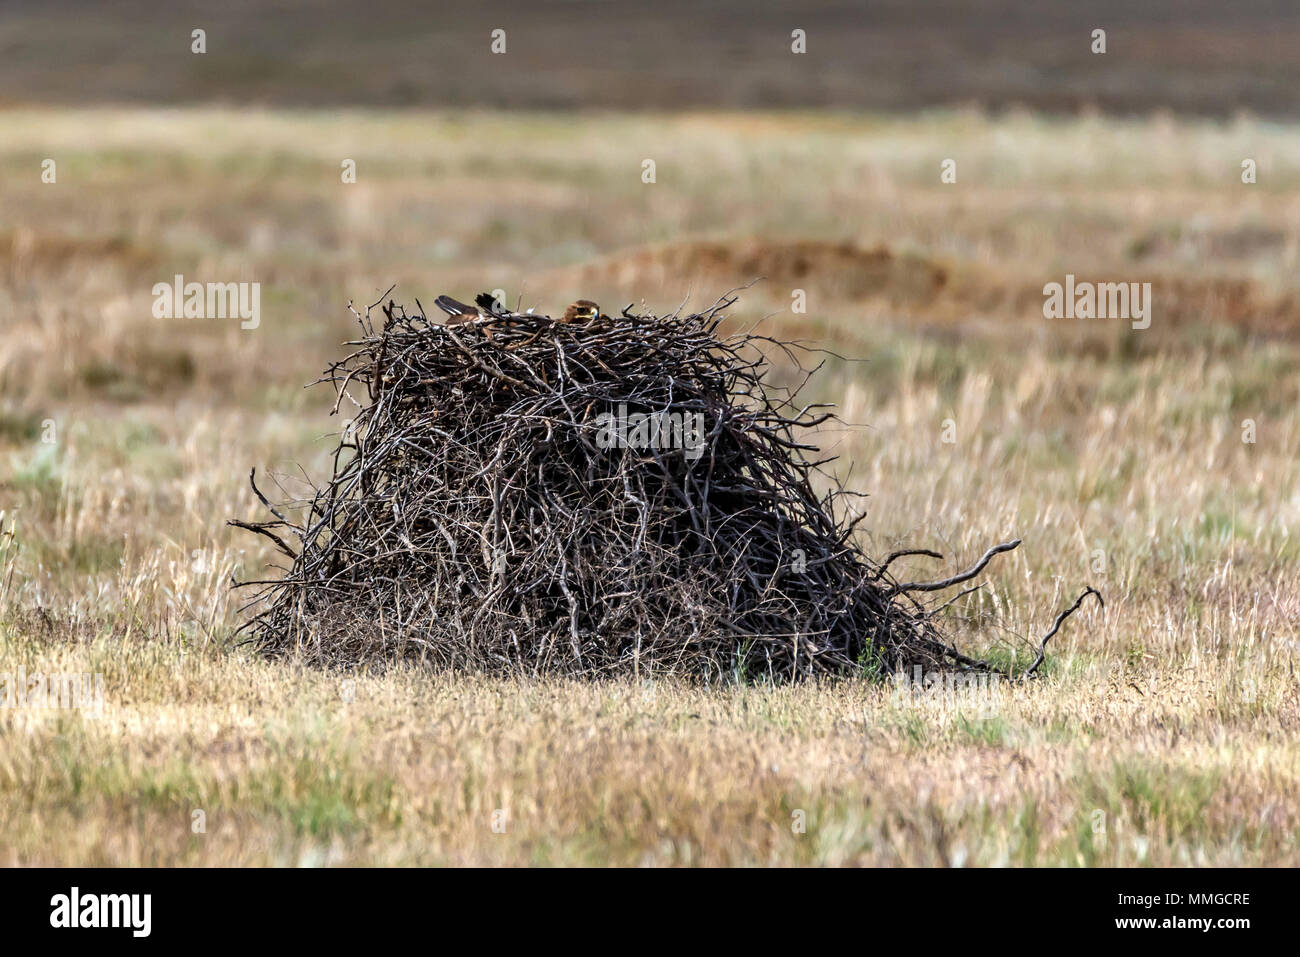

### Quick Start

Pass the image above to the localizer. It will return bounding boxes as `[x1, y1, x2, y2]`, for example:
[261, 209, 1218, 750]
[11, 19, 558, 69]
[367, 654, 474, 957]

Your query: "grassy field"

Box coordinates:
[1, 107, 1298, 865]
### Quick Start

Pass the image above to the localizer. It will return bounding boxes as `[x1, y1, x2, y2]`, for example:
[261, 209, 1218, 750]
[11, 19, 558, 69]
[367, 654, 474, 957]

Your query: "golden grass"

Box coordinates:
[1, 630, 1294, 866]
[0, 107, 1297, 865]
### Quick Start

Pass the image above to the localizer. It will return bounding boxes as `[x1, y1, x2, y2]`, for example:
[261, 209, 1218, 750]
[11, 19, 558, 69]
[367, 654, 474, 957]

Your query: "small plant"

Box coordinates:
[0, 511, 18, 609]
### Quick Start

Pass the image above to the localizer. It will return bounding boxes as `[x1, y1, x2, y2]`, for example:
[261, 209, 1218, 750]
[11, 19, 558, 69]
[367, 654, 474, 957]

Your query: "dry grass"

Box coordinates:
[1, 107, 1298, 865]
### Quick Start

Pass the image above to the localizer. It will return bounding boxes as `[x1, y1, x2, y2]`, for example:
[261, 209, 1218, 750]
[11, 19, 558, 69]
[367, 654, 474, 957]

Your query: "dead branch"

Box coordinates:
[1024, 586, 1104, 677]
[892, 539, 1022, 594]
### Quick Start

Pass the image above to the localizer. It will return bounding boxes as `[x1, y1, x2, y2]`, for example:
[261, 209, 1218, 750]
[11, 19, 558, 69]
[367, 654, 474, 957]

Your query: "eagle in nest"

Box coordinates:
[434, 293, 604, 326]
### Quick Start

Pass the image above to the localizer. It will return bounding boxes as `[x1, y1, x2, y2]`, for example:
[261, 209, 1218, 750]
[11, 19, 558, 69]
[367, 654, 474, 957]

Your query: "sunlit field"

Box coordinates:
[1, 108, 1298, 865]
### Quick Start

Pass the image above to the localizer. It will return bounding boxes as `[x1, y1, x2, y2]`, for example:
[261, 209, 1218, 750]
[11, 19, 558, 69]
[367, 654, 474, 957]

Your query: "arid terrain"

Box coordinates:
[1, 107, 1298, 865]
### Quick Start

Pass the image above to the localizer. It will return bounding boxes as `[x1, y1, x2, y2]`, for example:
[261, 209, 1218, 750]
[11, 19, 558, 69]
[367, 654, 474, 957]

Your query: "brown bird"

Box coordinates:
[560, 299, 601, 324]
[436, 293, 603, 328]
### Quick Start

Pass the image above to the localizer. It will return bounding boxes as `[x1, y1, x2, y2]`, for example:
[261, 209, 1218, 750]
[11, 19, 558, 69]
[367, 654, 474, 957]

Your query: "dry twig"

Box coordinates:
[231, 294, 1088, 681]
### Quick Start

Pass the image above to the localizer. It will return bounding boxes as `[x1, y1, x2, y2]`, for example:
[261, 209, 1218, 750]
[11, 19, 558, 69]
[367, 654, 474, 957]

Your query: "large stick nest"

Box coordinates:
[232, 291, 1084, 680]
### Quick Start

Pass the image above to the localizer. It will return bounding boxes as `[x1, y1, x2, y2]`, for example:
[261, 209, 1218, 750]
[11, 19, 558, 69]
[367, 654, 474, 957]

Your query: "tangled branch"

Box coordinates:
[230, 292, 1090, 681]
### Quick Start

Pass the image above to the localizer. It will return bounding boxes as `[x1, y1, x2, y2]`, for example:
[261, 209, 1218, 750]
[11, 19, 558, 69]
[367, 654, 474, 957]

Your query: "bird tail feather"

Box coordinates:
[434, 295, 476, 317]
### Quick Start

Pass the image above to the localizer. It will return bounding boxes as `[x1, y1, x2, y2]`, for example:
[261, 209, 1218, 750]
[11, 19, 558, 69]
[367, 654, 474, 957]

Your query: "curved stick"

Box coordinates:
[875, 548, 944, 580]
[892, 539, 1021, 594]
[1024, 586, 1103, 677]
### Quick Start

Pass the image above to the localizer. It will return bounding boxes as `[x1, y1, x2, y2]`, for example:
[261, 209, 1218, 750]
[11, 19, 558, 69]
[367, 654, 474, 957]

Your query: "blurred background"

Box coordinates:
[1, 1, 1298, 865]
[5, 0, 1299, 393]
[3, 0, 1299, 674]
[6, 0, 1300, 114]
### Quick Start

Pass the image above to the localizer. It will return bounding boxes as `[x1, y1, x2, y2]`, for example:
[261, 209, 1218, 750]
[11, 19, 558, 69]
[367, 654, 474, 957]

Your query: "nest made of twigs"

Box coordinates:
[231, 291, 1096, 680]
